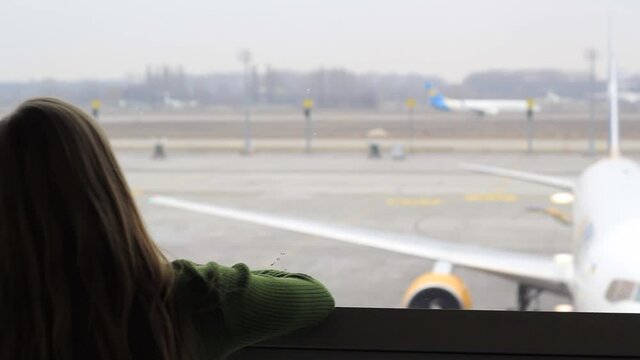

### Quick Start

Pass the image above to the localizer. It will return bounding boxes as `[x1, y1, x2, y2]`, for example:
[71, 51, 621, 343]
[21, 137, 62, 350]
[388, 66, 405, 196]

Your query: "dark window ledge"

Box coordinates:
[231, 307, 640, 359]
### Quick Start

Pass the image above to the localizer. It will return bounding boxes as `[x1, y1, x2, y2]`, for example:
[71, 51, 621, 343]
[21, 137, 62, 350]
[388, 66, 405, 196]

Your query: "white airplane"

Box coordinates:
[425, 82, 541, 116]
[597, 90, 640, 104]
[543, 90, 568, 105]
[163, 92, 198, 110]
[150, 54, 640, 313]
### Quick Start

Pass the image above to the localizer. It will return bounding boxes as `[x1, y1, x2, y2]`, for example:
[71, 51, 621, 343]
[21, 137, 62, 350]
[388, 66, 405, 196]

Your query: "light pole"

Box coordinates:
[526, 98, 535, 154]
[238, 50, 253, 154]
[405, 98, 417, 152]
[585, 48, 597, 155]
[303, 98, 314, 153]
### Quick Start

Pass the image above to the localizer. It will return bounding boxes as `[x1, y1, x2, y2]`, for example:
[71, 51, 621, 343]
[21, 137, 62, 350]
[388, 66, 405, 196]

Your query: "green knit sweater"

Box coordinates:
[171, 260, 335, 359]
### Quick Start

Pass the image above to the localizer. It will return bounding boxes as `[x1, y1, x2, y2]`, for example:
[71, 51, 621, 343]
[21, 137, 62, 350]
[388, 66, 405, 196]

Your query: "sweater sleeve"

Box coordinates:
[218, 263, 335, 354]
[172, 260, 334, 358]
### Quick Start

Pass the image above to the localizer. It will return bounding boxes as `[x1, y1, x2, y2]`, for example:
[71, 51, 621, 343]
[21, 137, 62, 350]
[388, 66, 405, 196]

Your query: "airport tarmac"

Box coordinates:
[122, 150, 617, 311]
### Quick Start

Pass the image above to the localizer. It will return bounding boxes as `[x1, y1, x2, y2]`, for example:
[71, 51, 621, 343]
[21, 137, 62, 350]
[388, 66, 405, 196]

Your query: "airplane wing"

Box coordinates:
[460, 163, 575, 191]
[150, 196, 573, 294]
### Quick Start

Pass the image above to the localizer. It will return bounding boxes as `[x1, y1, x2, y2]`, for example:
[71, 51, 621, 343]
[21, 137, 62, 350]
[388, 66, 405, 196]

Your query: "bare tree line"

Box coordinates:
[0, 66, 627, 109]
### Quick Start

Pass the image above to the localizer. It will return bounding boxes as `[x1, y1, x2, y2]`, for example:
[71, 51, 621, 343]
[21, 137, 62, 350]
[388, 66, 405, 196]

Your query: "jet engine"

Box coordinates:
[402, 272, 472, 310]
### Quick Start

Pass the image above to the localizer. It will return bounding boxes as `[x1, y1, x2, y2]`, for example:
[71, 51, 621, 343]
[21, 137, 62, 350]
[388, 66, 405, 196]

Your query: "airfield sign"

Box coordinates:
[405, 98, 417, 110]
[303, 98, 314, 110]
[90, 99, 102, 118]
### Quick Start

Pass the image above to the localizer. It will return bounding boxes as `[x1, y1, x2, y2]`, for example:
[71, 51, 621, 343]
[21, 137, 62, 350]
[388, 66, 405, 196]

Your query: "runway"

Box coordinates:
[121, 150, 610, 310]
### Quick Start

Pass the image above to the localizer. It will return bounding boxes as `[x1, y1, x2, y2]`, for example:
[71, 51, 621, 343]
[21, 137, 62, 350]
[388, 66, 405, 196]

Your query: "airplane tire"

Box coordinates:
[407, 288, 463, 310]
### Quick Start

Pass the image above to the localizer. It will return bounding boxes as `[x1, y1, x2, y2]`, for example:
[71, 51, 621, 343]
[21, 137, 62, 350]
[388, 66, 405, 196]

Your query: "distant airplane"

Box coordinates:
[163, 92, 198, 110]
[596, 90, 640, 104]
[425, 82, 541, 116]
[618, 91, 640, 104]
[151, 49, 640, 313]
[542, 90, 567, 104]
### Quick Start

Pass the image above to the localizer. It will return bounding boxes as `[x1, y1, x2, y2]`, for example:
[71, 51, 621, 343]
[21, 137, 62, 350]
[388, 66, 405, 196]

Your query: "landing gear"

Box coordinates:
[518, 284, 542, 311]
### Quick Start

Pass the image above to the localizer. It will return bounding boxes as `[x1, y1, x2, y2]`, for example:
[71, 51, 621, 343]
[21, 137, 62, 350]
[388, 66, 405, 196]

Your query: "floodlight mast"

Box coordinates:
[607, 11, 620, 158]
[585, 48, 597, 155]
[239, 50, 253, 154]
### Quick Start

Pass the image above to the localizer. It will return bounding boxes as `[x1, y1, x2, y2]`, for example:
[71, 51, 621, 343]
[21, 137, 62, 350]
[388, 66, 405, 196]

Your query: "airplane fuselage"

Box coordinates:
[431, 95, 540, 115]
[571, 157, 640, 312]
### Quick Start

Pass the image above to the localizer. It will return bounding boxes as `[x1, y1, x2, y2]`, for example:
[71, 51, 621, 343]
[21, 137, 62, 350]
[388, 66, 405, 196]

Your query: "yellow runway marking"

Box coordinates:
[386, 197, 442, 207]
[464, 193, 518, 202]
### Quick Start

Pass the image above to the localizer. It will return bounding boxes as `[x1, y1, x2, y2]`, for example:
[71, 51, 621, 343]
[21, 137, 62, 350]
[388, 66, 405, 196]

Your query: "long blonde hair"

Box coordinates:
[0, 98, 190, 360]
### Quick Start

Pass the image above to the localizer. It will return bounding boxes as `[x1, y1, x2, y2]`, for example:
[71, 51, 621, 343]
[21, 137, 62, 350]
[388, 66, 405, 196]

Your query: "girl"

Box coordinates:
[0, 98, 334, 360]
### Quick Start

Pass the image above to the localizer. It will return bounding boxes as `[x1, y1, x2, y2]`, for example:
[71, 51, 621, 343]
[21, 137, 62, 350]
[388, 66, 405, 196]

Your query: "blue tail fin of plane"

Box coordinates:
[425, 81, 449, 111]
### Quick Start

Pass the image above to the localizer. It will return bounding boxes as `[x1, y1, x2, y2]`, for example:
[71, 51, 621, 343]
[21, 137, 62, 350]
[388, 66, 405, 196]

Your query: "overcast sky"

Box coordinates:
[1, 0, 638, 82]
